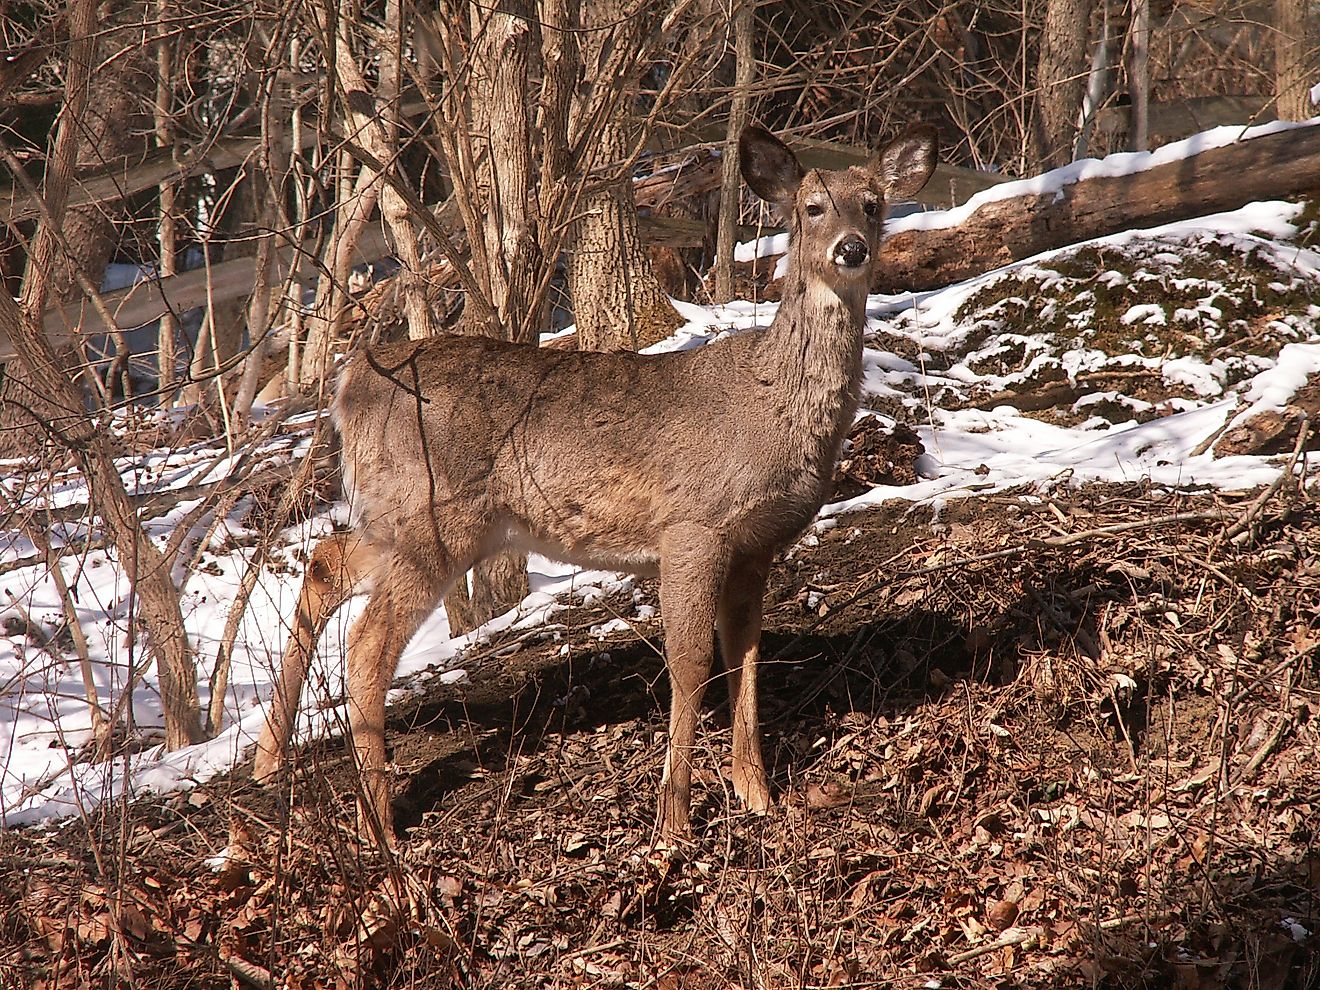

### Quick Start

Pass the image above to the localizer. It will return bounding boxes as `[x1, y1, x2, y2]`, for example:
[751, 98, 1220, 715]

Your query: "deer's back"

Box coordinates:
[333, 334, 844, 570]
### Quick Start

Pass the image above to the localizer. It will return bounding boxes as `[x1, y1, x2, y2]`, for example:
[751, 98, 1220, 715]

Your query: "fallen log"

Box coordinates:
[33, 211, 710, 351]
[876, 120, 1320, 293]
[1, 132, 272, 226]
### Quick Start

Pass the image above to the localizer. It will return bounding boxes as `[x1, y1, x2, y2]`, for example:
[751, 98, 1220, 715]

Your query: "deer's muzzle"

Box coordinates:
[833, 237, 869, 269]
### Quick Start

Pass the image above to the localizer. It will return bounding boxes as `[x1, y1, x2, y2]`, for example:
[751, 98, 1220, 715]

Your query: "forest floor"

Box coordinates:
[3, 470, 1318, 989]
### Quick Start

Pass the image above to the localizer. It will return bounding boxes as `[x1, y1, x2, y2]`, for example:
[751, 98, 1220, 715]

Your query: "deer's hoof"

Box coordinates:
[654, 792, 693, 848]
[732, 764, 771, 814]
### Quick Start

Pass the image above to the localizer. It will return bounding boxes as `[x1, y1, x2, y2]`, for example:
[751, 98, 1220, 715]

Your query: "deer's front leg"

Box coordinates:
[656, 529, 728, 843]
[343, 525, 478, 844]
[717, 553, 772, 814]
[255, 533, 376, 783]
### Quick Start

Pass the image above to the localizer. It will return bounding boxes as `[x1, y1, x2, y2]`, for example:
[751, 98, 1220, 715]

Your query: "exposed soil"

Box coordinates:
[3, 480, 1319, 989]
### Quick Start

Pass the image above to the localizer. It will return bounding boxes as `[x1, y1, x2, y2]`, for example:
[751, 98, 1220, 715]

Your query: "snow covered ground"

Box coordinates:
[3, 155, 1319, 829]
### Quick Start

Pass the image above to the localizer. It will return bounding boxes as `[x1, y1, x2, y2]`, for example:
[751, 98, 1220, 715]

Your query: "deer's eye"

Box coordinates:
[805, 203, 825, 218]
[862, 200, 881, 218]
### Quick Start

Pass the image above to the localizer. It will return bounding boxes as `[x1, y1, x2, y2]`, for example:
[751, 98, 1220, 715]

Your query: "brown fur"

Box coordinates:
[253, 124, 939, 845]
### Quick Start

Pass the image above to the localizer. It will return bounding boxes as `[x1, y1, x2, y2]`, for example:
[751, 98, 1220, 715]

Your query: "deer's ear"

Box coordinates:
[740, 125, 806, 207]
[873, 124, 939, 201]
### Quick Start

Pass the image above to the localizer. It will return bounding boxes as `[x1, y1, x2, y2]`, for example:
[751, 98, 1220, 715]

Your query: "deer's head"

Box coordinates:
[739, 124, 939, 295]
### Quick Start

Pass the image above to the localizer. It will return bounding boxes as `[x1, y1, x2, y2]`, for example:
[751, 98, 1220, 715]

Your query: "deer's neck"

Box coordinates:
[756, 266, 867, 468]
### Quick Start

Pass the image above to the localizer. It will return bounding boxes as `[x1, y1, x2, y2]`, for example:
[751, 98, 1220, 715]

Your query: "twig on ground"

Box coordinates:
[218, 953, 273, 990]
[1231, 713, 1294, 786]
[1231, 646, 1316, 706]
[1224, 419, 1310, 544]
[1189, 397, 1245, 457]
[947, 926, 1038, 963]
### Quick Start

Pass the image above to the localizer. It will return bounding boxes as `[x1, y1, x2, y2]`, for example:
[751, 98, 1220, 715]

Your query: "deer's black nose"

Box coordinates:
[835, 238, 869, 268]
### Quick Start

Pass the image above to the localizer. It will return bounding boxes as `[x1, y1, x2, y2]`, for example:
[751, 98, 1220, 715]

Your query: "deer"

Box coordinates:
[252, 122, 939, 845]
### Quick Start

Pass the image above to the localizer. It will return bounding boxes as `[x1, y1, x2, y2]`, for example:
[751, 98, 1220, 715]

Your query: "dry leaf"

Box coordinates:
[987, 899, 1019, 931]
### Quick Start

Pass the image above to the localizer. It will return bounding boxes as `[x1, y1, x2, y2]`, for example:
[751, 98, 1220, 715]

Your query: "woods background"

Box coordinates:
[2, 5, 1320, 987]
[0, 0, 1317, 776]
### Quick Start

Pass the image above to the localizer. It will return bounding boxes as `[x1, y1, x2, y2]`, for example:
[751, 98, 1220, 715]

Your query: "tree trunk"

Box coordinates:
[1073, 0, 1111, 160]
[154, 0, 180, 404]
[538, 0, 578, 236]
[332, 0, 437, 343]
[1035, 0, 1093, 168]
[1276, 0, 1318, 121]
[471, 1, 544, 343]
[566, 0, 681, 351]
[0, 2, 154, 454]
[184, 169, 256, 411]
[230, 49, 288, 423]
[714, 0, 755, 303]
[299, 153, 380, 390]
[1127, 0, 1150, 151]
[0, 0, 202, 748]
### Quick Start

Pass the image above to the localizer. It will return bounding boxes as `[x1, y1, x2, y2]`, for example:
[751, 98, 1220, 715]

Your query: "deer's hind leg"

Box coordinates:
[717, 552, 772, 814]
[255, 531, 379, 783]
[343, 512, 488, 842]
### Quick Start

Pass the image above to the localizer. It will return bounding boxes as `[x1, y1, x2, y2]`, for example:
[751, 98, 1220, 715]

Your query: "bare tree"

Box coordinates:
[1035, 0, 1094, 166]
[0, 2, 154, 452]
[566, 0, 682, 350]
[330, 3, 437, 344]
[1128, 0, 1151, 150]
[714, 0, 756, 303]
[1276, 0, 1318, 121]
[468, 0, 546, 344]
[153, 0, 181, 404]
[1, 0, 202, 748]
[229, 22, 291, 422]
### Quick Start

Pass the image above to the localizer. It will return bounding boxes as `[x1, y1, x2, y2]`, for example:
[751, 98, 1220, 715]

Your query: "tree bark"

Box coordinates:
[1035, 0, 1093, 168]
[538, 0, 578, 235]
[471, 0, 544, 344]
[1276, 0, 1318, 121]
[566, 0, 681, 351]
